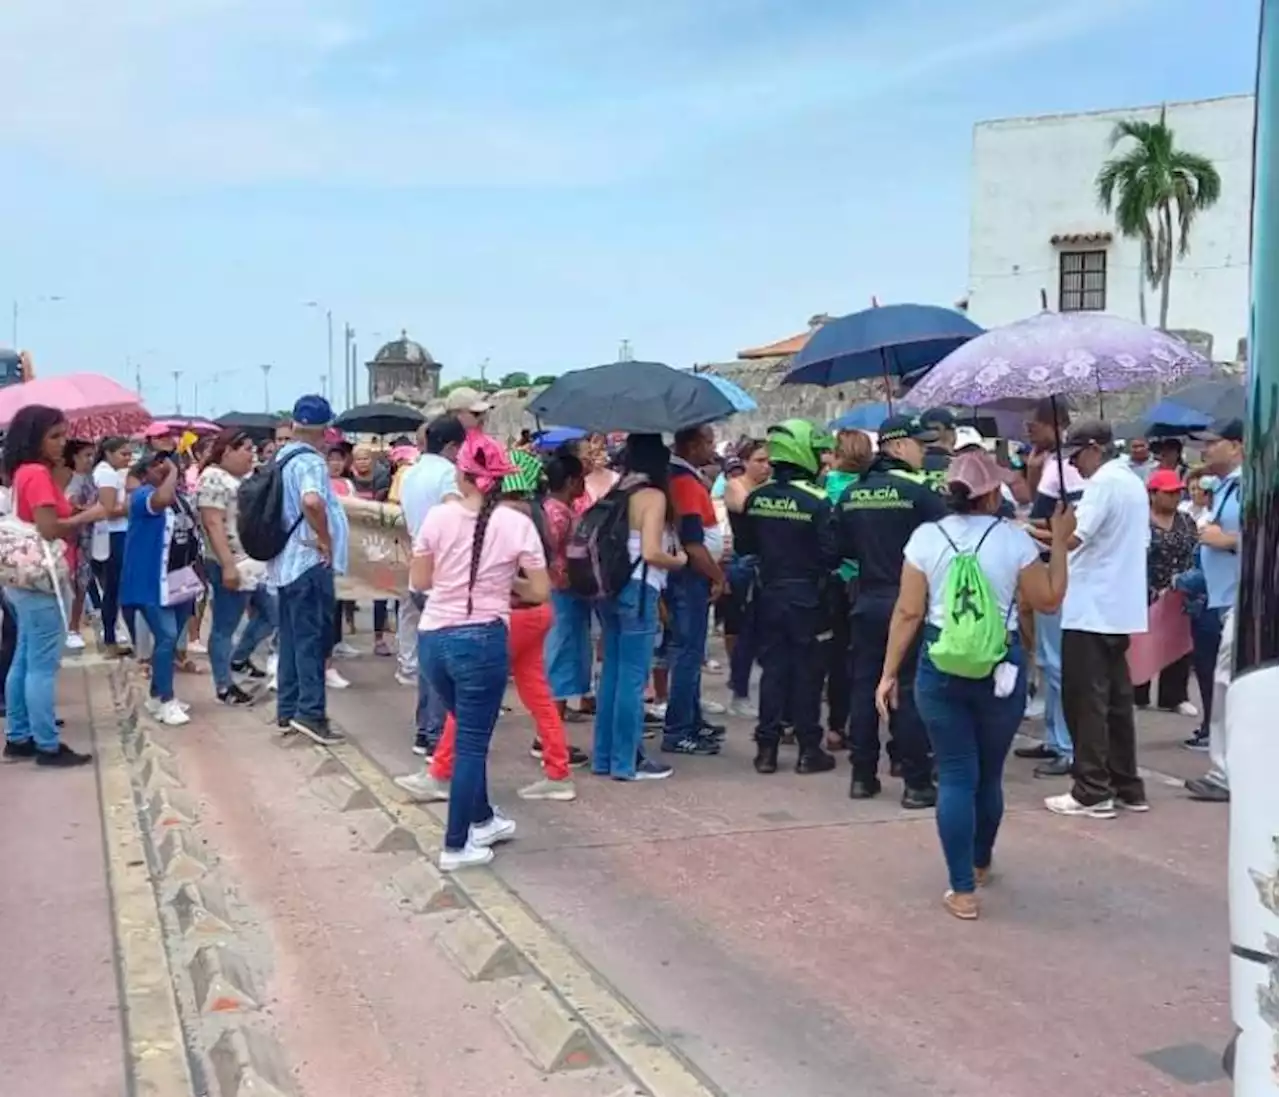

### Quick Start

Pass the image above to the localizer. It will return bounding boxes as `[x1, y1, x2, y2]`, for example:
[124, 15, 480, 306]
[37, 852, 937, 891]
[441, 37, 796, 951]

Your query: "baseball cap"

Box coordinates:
[1062, 418, 1114, 456]
[918, 407, 956, 433]
[1197, 416, 1244, 443]
[878, 413, 938, 444]
[142, 421, 177, 439]
[292, 394, 334, 427]
[444, 386, 493, 415]
[1147, 469, 1186, 493]
[947, 449, 1004, 497]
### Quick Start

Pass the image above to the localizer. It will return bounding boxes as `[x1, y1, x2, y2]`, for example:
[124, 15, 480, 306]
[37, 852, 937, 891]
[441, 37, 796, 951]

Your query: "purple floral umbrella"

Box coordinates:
[905, 311, 1212, 410]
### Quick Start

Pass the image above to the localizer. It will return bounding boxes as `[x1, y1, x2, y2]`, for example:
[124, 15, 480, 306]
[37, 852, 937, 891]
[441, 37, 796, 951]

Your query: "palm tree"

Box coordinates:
[1095, 106, 1222, 331]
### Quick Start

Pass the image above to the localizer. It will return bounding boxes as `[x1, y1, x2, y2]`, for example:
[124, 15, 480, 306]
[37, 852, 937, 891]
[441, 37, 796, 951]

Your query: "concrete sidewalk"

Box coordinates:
[0, 668, 126, 1097]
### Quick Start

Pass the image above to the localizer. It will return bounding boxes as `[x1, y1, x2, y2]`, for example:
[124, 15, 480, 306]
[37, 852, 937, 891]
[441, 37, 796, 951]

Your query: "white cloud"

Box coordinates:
[0, 0, 1151, 188]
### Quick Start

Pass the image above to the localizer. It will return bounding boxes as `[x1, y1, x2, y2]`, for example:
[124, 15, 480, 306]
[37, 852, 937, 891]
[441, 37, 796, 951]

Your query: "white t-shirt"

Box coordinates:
[1061, 459, 1151, 634]
[904, 515, 1041, 630]
[398, 454, 458, 539]
[91, 460, 129, 561]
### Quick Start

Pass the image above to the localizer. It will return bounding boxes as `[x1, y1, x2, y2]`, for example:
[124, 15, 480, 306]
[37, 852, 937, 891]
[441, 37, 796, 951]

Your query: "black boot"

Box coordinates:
[901, 784, 938, 810]
[753, 741, 779, 774]
[795, 745, 836, 774]
[849, 772, 882, 800]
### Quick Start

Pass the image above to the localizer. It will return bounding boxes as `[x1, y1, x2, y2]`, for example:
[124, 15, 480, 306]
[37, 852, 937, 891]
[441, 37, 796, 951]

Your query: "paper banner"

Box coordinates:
[336, 497, 412, 601]
[1127, 589, 1194, 685]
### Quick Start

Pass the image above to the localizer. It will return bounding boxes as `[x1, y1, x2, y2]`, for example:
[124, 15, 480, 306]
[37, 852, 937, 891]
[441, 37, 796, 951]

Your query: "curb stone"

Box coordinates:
[437, 910, 525, 982]
[172, 880, 236, 941]
[497, 982, 602, 1073]
[346, 808, 421, 853]
[310, 772, 377, 812]
[209, 1027, 297, 1097]
[389, 858, 459, 914]
[189, 944, 260, 1014]
[155, 827, 214, 894]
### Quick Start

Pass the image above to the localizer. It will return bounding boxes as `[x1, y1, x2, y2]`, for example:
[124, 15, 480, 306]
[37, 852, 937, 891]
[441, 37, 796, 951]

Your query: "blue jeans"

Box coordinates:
[726, 555, 757, 699]
[205, 560, 277, 692]
[662, 570, 710, 745]
[91, 530, 127, 646]
[421, 621, 509, 851]
[594, 580, 659, 778]
[544, 589, 593, 700]
[277, 563, 334, 723]
[1190, 608, 1224, 737]
[415, 630, 448, 740]
[1034, 609, 1072, 760]
[915, 629, 1027, 894]
[137, 600, 194, 702]
[4, 588, 65, 751]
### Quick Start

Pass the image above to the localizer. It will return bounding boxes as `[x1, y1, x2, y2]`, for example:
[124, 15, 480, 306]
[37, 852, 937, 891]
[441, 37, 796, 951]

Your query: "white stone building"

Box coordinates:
[966, 94, 1255, 361]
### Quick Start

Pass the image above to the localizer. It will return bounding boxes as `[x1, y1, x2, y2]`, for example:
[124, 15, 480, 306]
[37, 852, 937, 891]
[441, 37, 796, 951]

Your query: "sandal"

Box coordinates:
[175, 657, 203, 674]
[974, 865, 992, 888]
[943, 890, 979, 920]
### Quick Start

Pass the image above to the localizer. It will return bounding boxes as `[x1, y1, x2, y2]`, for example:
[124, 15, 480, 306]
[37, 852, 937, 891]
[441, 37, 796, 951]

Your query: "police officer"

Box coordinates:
[736, 419, 839, 776]
[836, 414, 947, 807]
[919, 407, 957, 492]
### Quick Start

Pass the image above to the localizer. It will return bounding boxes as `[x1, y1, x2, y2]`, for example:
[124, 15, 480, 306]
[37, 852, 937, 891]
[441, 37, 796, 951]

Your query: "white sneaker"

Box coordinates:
[333, 641, 360, 659]
[727, 696, 758, 719]
[701, 698, 727, 716]
[646, 701, 668, 720]
[1176, 701, 1200, 718]
[145, 697, 190, 716]
[268, 676, 278, 692]
[703, 658, 723, 673]
[470, 810, 517, 847]
[325, 667, 351, 690]
[518, 777, 576, 802]
[157, 700, 190, 726]
[394, 670, 417, 687]
[1023, 695, 1045, 720]
[439, 842, 494, 871]
[267, 653, 278, 676]
[187, 640, 207, 655]
[394, 772, 451, 802]
[65, 632, 86, 651]
[1045, 792, 1116, 819]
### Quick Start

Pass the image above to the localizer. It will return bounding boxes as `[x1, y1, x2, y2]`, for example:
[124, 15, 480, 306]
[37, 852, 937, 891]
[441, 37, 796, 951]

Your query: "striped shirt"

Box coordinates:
[266, 441, 350, 589]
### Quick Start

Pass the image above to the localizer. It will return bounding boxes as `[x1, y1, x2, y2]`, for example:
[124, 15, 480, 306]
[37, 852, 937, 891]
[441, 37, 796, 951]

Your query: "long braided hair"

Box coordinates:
[466, 482, 502, 617]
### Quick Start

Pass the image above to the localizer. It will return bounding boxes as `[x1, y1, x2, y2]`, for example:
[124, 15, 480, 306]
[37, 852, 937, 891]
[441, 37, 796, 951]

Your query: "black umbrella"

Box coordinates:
[526, 361, 735, 434]
[333, 402, 426, 435]
[1139, 377, 1246, 429]
[215, 411, 280, 440]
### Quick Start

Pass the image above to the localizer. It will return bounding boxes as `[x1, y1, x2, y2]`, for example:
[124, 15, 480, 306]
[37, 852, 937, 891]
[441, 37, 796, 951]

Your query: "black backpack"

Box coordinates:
[565, 480, 646, 600]
[237, 449, 306, 562]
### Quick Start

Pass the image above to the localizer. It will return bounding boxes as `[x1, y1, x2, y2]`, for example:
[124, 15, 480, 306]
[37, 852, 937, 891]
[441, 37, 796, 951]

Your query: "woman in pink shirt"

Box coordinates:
[396, 432, 549, 872]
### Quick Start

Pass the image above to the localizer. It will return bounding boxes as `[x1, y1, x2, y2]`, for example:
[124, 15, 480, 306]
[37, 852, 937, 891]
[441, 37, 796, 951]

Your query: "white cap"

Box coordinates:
[443, 386, 493, 414]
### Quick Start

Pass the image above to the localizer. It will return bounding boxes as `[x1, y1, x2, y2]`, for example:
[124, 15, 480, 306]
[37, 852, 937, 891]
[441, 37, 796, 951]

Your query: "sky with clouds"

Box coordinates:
[0, 0, 1261, 415]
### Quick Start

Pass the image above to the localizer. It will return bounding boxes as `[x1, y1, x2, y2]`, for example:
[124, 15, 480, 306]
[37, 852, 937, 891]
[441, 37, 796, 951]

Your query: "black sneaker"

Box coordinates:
[566, 745, 589, 769]
[231, 659, 267, 680]
[1183, 733, 1210, 752]
[289, 716, 344, 745]
[35, 743, 93, 768]
[217, 684, 256, 707]
[661, 735, 721, 756]
[700, 720, 726, 741]
[413, 732, 437, 757]
[901, 784, 938, 810]
[1014, 743, 1057, 760]
[3, 738, 38, 761]
[277, 716, 294, 730]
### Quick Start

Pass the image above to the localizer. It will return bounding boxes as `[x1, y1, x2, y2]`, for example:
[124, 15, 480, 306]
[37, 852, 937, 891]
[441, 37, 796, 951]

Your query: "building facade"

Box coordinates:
[967, 94, 1254, 361]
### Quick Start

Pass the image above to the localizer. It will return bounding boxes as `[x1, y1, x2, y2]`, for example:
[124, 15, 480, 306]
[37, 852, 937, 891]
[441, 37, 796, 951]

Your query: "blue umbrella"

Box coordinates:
[533, 426, 588, 451]
[782, 303, 983, 387]
[829, 402, 892, 431]
[1138, 378, 1245, 430]
[698, 372, 757, 413]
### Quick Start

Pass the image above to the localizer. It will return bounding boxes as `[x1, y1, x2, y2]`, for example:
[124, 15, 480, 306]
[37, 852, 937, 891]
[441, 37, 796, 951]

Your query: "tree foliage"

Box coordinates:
[498, 371, 531, 389]
[1095, 107, 1222, 329]
[532, 374, 557, 386]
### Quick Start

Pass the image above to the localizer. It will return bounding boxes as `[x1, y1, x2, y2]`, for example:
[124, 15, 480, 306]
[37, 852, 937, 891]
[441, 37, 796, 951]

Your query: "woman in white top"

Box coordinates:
[877, 449, 1074, 921]
[90, 437, 134, 654]
[593, 433, 686, 782]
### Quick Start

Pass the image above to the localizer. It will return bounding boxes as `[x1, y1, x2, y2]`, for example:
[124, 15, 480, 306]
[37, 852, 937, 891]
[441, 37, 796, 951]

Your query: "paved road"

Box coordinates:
[329, 651, 1232, 1097]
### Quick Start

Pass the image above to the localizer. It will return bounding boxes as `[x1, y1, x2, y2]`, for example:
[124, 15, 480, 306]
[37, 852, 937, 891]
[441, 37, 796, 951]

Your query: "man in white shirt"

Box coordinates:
[395, 414, 465, 756]
[1045, 420, 1152, 820]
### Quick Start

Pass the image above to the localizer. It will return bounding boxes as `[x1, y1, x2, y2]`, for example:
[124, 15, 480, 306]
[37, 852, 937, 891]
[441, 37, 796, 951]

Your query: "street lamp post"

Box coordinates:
[305, 302, 335, 409]
[260, 363, 273, 412]
[172, 370, 183, 414]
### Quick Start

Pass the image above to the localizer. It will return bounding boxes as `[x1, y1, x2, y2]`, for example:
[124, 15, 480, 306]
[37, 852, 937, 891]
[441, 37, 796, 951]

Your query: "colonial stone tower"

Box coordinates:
[366, 331, 442, 404]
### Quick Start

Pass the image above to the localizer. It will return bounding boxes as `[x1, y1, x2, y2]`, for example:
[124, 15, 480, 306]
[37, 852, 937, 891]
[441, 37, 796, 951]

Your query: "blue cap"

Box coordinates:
[878, 413, 938, 443]
[292, 394, 333, 427]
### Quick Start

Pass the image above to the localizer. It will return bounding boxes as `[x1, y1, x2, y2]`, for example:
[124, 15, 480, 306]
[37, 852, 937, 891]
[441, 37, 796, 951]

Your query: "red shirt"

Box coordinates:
[669, 464, 716, 547]
[13, 462, 74, 565]
[542, 496, 576, 590]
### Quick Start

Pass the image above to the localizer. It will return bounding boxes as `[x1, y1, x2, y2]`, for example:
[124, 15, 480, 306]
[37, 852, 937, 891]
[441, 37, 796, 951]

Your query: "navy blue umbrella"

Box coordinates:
[1138, 378, 1246, 431]
[782, 304, 983, 387]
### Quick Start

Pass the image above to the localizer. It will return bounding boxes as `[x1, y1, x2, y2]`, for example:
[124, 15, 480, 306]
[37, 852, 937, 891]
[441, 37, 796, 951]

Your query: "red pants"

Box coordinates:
[430, 603, 571, 782]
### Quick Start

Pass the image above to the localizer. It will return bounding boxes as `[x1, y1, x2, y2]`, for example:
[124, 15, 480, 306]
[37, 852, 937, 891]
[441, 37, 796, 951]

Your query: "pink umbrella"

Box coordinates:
[0, 372, 151, 439]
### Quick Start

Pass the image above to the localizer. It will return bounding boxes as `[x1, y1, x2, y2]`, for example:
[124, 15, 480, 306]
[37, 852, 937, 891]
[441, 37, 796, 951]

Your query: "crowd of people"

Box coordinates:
[0, 383, 1244, 916]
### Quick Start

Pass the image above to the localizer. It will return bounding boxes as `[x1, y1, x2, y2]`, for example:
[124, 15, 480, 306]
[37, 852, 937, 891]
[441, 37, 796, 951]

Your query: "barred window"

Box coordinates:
[1059, 250, 1107, 311]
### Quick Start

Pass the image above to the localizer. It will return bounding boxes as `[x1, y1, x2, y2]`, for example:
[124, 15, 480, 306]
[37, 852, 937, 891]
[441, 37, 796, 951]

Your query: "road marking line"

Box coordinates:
[330, 737, 727, 1097]
[86, 667, 196, 1097]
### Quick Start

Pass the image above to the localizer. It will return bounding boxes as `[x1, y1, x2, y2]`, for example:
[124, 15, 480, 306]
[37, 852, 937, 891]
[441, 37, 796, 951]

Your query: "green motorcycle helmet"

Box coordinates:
[766, 418, 821, 476]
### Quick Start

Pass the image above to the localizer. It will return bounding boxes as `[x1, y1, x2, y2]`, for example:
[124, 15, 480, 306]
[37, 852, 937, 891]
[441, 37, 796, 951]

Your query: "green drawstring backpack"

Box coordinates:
[927, 520, 1010, 679]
